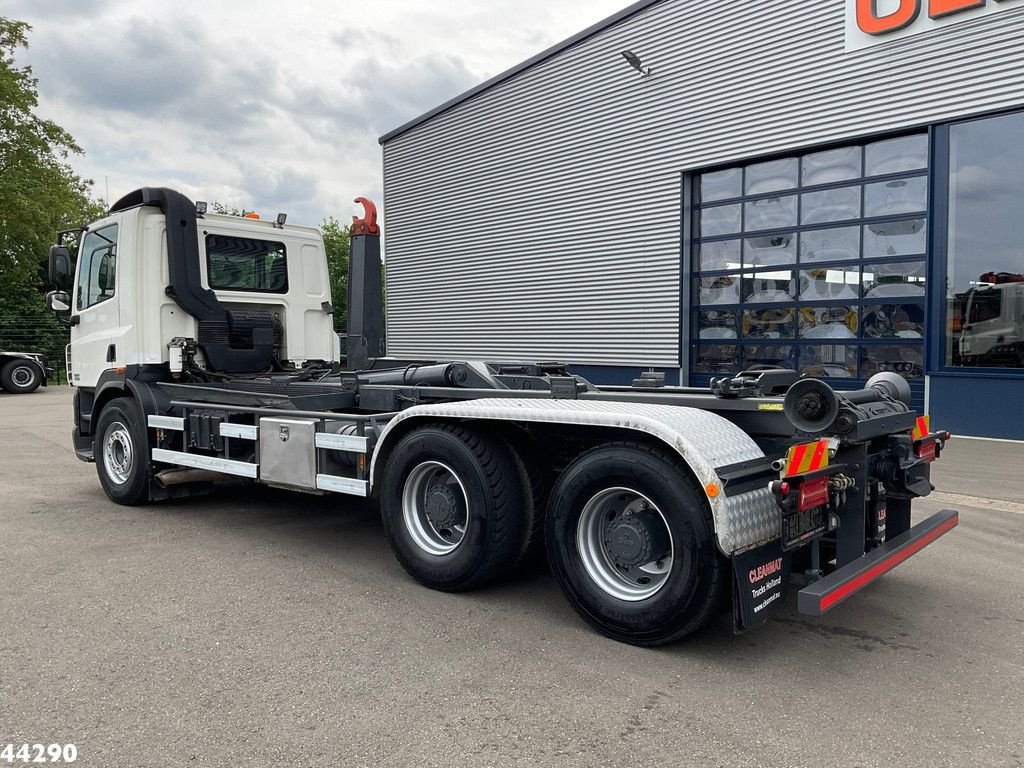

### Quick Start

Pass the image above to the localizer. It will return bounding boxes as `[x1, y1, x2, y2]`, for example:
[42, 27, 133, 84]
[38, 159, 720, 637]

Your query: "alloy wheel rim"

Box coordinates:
[577, 487, 675, 602]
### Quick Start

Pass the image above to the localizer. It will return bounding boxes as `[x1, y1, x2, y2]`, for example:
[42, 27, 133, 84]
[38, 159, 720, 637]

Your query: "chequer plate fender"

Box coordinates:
[369, 398, 779, 554]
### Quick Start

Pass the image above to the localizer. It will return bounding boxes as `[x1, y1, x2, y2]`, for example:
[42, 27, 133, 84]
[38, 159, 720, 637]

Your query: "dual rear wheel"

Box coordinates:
[380, 425, 724, 645]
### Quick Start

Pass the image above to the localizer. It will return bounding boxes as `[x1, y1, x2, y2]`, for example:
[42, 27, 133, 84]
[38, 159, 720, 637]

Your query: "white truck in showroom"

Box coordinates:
[44, 187, 957, 646]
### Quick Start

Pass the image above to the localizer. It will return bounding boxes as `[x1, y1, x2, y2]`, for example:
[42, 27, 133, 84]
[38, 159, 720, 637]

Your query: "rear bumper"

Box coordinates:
[797, 509, 959, 616]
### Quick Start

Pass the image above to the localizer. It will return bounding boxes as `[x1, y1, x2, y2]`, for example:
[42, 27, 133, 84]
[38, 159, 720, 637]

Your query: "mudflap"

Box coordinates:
[732, 540, 792, 633]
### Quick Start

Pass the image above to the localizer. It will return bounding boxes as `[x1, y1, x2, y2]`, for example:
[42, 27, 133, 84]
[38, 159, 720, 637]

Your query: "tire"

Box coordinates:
[545, 441, 726, 646]
[0, 360, 42, 394]
[94, 397, 152, 506]
[503, 429, 550, 567]
[380, 423, 527, 592]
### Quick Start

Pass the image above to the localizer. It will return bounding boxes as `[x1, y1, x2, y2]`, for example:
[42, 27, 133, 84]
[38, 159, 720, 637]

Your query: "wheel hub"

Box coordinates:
[425, 484, 459, 530]
[12, 366, 33, 387]
[604, 510, 668, 567]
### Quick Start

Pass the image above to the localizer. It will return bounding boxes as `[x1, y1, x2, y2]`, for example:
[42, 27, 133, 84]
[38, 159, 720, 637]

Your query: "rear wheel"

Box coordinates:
[1, 360, 42, 394]
[546, 442, 726, 646]
[94, 398, 152, 505]
[380, 423, 527, 591]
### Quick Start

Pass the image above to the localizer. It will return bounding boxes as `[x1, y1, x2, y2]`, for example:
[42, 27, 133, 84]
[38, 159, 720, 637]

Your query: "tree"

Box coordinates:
[0, 17, 104, 373]
[321, 216, 350, 335]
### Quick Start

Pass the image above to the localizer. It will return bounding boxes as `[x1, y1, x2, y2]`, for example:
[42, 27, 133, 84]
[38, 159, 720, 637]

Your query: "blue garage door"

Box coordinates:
[688, 134, 929, 410]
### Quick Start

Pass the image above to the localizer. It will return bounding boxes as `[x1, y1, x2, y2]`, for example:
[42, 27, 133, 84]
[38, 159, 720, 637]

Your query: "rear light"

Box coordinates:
[915, 440, 937, 462]
[798, 475, 830, 512]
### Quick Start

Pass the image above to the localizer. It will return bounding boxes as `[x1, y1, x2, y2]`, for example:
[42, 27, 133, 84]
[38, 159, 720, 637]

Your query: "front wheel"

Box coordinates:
[0, 360, 42, 394]
[546, 442, 726, 646]
[94, 398, 152, 505]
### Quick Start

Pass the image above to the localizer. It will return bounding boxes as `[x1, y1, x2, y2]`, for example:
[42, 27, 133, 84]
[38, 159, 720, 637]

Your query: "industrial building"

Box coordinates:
[379, 0, 1024, 439]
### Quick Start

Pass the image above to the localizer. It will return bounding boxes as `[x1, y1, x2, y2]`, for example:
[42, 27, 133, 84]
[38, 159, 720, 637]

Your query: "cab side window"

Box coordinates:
[76, 225, 119, 310]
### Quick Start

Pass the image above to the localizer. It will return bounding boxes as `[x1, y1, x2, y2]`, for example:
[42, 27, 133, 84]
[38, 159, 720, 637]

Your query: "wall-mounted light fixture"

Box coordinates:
[621, 50, 651, 77]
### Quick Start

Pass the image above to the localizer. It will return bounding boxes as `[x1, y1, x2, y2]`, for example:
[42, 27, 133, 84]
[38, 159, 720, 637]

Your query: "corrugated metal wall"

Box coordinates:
[382, 0, 1024, 366]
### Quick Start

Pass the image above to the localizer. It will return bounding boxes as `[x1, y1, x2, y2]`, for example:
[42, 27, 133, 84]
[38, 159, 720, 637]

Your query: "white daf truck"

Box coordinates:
[44, 187, 956, 646]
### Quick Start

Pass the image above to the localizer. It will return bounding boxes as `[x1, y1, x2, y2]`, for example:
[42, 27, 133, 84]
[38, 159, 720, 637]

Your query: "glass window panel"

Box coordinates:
[862, 303, 926, 339]
[696, 309, 738, 340]
[700, 203, 742, 237]
[694, 344, 739, 374]
[862, 260, 926, 299]
[865, 134, 928, 176]
[701, 168, 743, 203]
[76, 225, 119, 311]
[695, 239, 741, 272]
[743, 270, 797, 303]
[864, 176, 927, 218]
[744, 233, 796, 268]
[861, 345, 924, 379]
[946, 111, 1024, 369]
[800, 226, 860, 263]
[799, 306, 859, 339]
[800, 345, 858, 379]
[744, 195, 797, 232]
[745, 157, 799, 195]
[863, 219, 926, 258]
[743, 344, 796, 370]
[800, 267, 860, 301]
[742, 307, 797, 339]
[801, 146, 862, 187]
[695, 275, 742, 305]
[206, 235, 289, 294]
[801, 185, 861, 225]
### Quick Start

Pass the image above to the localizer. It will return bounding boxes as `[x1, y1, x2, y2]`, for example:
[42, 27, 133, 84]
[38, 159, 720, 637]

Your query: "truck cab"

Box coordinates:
[959, 281, 1024, 366]
[52, 192, 337, 390]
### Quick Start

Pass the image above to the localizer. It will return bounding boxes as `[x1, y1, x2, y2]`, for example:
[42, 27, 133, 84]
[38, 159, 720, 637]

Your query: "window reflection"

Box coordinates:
[800, 345, 857, 378]
[862, 261, 926, 298]
[865, 135, 928, 177]
[864, 176, 927, 218]
[745, 233, 796, 267]
[701, 204, 742, 236]
[946, 111, 1024, 369]
[862, 345, 924, 379]
[695, 275, 741, 305]
[800, 226, 860, 263]
[695, 344, 739, 373]
[799, 306, 858, 339]
[744, 195, 797, 232]
[800, 267, 860, 301]
[697, 309, 738, 340]
[863, 219, 926, 258]
[695, 239, 741, 272]
[744, 344, 796, 370]
[745, 158, 798, 195]
[862, 304, 925, 339]
[802, 147, 862, 186]
[801, 185, 861, 225]
[743, 307, 797, 339]
[701, 167, 743, 202]
[743, 270, 797, 303]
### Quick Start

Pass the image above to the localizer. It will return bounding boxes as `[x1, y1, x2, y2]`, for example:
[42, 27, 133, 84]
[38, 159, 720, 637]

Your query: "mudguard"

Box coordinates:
[368, 398, 779, 554]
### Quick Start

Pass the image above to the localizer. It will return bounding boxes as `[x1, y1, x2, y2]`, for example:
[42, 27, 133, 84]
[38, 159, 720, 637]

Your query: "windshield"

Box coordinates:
[967, 290, 1002, 324]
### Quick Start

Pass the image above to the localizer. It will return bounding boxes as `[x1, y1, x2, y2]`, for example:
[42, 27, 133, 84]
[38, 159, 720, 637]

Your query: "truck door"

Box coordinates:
[69, 224, 121, 388]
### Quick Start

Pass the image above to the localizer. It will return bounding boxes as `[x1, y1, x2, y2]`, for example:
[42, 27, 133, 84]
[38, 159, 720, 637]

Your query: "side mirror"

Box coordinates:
[46, 290, 71, 313]
[48, 245, 73, 290]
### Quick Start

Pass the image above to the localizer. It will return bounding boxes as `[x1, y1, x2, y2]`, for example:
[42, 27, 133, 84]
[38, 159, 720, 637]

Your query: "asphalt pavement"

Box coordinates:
[1, 386, 1022, 767]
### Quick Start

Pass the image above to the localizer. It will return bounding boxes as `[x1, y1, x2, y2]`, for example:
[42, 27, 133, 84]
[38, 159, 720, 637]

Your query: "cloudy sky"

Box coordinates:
[7, 0, 628, 225]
